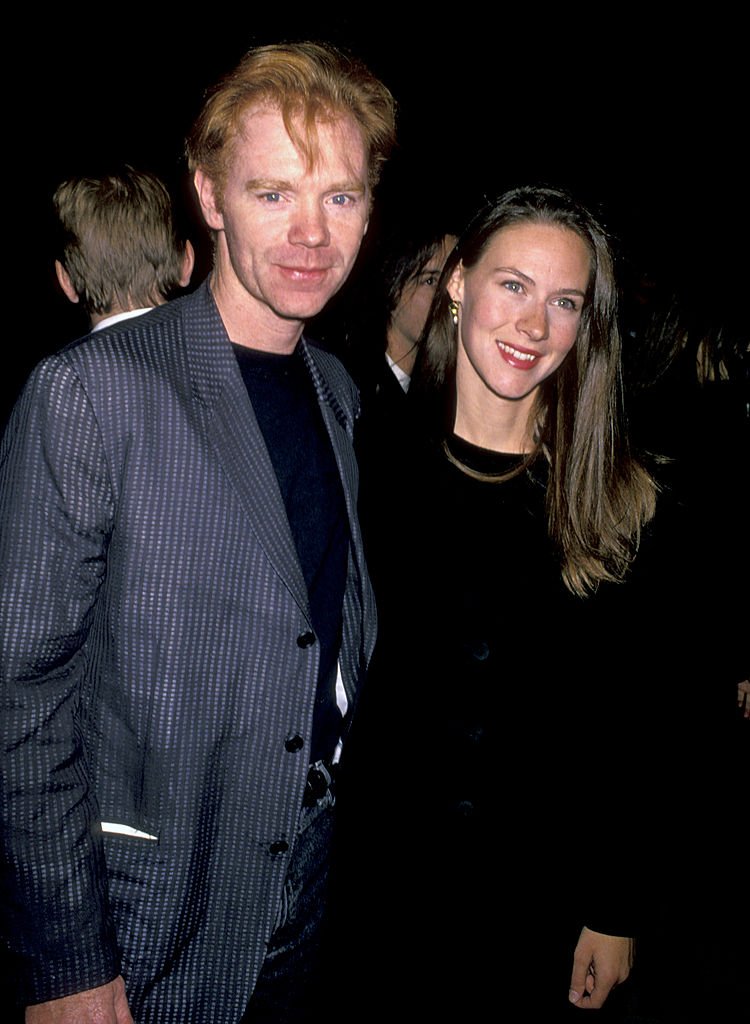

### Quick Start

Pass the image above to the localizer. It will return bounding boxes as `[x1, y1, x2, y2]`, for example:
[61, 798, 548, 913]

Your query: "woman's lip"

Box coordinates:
[496, 340, 540, 369]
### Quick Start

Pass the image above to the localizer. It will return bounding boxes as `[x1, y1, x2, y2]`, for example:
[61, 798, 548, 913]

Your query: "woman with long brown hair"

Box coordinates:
[335, 185, 665, 1020]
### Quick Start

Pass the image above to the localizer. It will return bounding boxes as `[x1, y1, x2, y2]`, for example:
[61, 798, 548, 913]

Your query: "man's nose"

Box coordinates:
[288, 199, 330, 247]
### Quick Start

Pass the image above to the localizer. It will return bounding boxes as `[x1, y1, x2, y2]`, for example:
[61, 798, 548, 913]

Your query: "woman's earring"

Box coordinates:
[449, 300, 459, 326]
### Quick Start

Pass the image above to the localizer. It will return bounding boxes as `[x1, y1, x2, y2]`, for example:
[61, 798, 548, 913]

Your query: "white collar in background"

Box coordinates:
[92, 307, 154, 332]
[385, 352, 411, 393]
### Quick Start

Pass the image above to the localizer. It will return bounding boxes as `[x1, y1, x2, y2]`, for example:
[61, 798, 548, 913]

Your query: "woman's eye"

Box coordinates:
[554, 297, 578, 311]
[502, 280, 523, 293]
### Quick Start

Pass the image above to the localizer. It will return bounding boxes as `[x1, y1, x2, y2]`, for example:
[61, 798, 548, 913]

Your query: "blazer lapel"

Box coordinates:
[300, 341, 376, 700]
[184, 282, 311, 620]
[299, 341, 358, 524]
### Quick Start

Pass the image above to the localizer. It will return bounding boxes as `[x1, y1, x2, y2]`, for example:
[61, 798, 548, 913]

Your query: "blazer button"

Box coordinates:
[285, 734, 304, 753]
[269, 840, 289, 855]
[297, 630, 316, 648]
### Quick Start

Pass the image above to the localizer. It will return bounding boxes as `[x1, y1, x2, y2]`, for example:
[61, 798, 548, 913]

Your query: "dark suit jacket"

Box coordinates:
[0, 280, 376, 1022]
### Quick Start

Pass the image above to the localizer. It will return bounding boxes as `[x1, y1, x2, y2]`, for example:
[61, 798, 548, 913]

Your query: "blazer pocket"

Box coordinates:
[100, 821, 158, 841]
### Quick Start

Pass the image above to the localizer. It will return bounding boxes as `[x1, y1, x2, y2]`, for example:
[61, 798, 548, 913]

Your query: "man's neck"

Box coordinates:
[209, 271, 304, 354]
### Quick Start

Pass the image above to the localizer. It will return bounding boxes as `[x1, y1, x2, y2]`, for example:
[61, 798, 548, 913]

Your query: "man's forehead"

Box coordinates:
[235, 102, 369, 181]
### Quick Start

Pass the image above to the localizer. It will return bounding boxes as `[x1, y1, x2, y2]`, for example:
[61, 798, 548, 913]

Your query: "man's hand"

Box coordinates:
[568, 927, 633, 1010]
[26, 976, 133, 1023]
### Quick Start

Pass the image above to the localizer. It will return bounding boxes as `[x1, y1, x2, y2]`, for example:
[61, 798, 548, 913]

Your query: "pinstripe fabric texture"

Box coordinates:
[0, 280, 376, 1022]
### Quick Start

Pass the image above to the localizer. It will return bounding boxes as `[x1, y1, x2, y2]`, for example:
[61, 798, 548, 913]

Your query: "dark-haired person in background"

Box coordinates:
[379, 222, 457, 391]
[333, 215, 458, 467]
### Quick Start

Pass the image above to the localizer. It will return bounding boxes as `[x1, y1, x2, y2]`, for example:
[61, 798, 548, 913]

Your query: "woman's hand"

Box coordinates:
[568, 927, 633, 1009]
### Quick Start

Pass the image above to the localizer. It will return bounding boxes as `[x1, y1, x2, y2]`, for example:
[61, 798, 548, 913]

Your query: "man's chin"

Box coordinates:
[270, 290, 343, 323]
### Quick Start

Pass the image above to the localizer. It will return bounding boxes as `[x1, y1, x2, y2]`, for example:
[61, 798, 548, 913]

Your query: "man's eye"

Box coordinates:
[330, 194, 354, 206]
[259, 192, 282, 203]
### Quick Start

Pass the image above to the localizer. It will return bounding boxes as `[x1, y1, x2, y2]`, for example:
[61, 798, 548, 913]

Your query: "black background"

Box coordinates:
[3, 16, 747, 1020]
[11, 13, 745, 417]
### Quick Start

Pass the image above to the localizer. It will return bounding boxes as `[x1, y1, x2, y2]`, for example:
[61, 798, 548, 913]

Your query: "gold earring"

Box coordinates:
[449, 300, 459, 326]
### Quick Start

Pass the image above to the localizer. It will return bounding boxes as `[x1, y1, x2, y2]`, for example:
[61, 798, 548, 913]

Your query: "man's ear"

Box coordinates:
[179, 240, 195, 288]
[55, 260, 80, 304]
[447, 261, 465, 306]
[194, 169, 224, 231]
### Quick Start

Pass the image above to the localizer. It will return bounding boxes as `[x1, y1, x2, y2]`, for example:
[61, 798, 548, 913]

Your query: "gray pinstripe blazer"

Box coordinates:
[0, 280, 376, 1021]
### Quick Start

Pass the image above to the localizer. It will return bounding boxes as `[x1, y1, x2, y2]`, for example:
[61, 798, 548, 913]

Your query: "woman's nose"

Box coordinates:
[517, 302, 548, 341]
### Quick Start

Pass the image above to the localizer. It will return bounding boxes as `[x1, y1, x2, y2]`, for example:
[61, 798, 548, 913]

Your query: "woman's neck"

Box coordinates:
[453, 391, 536, 455]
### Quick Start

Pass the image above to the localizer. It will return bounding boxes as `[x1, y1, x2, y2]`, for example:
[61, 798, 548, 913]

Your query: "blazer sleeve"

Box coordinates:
[0, 353, 120, 1005]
